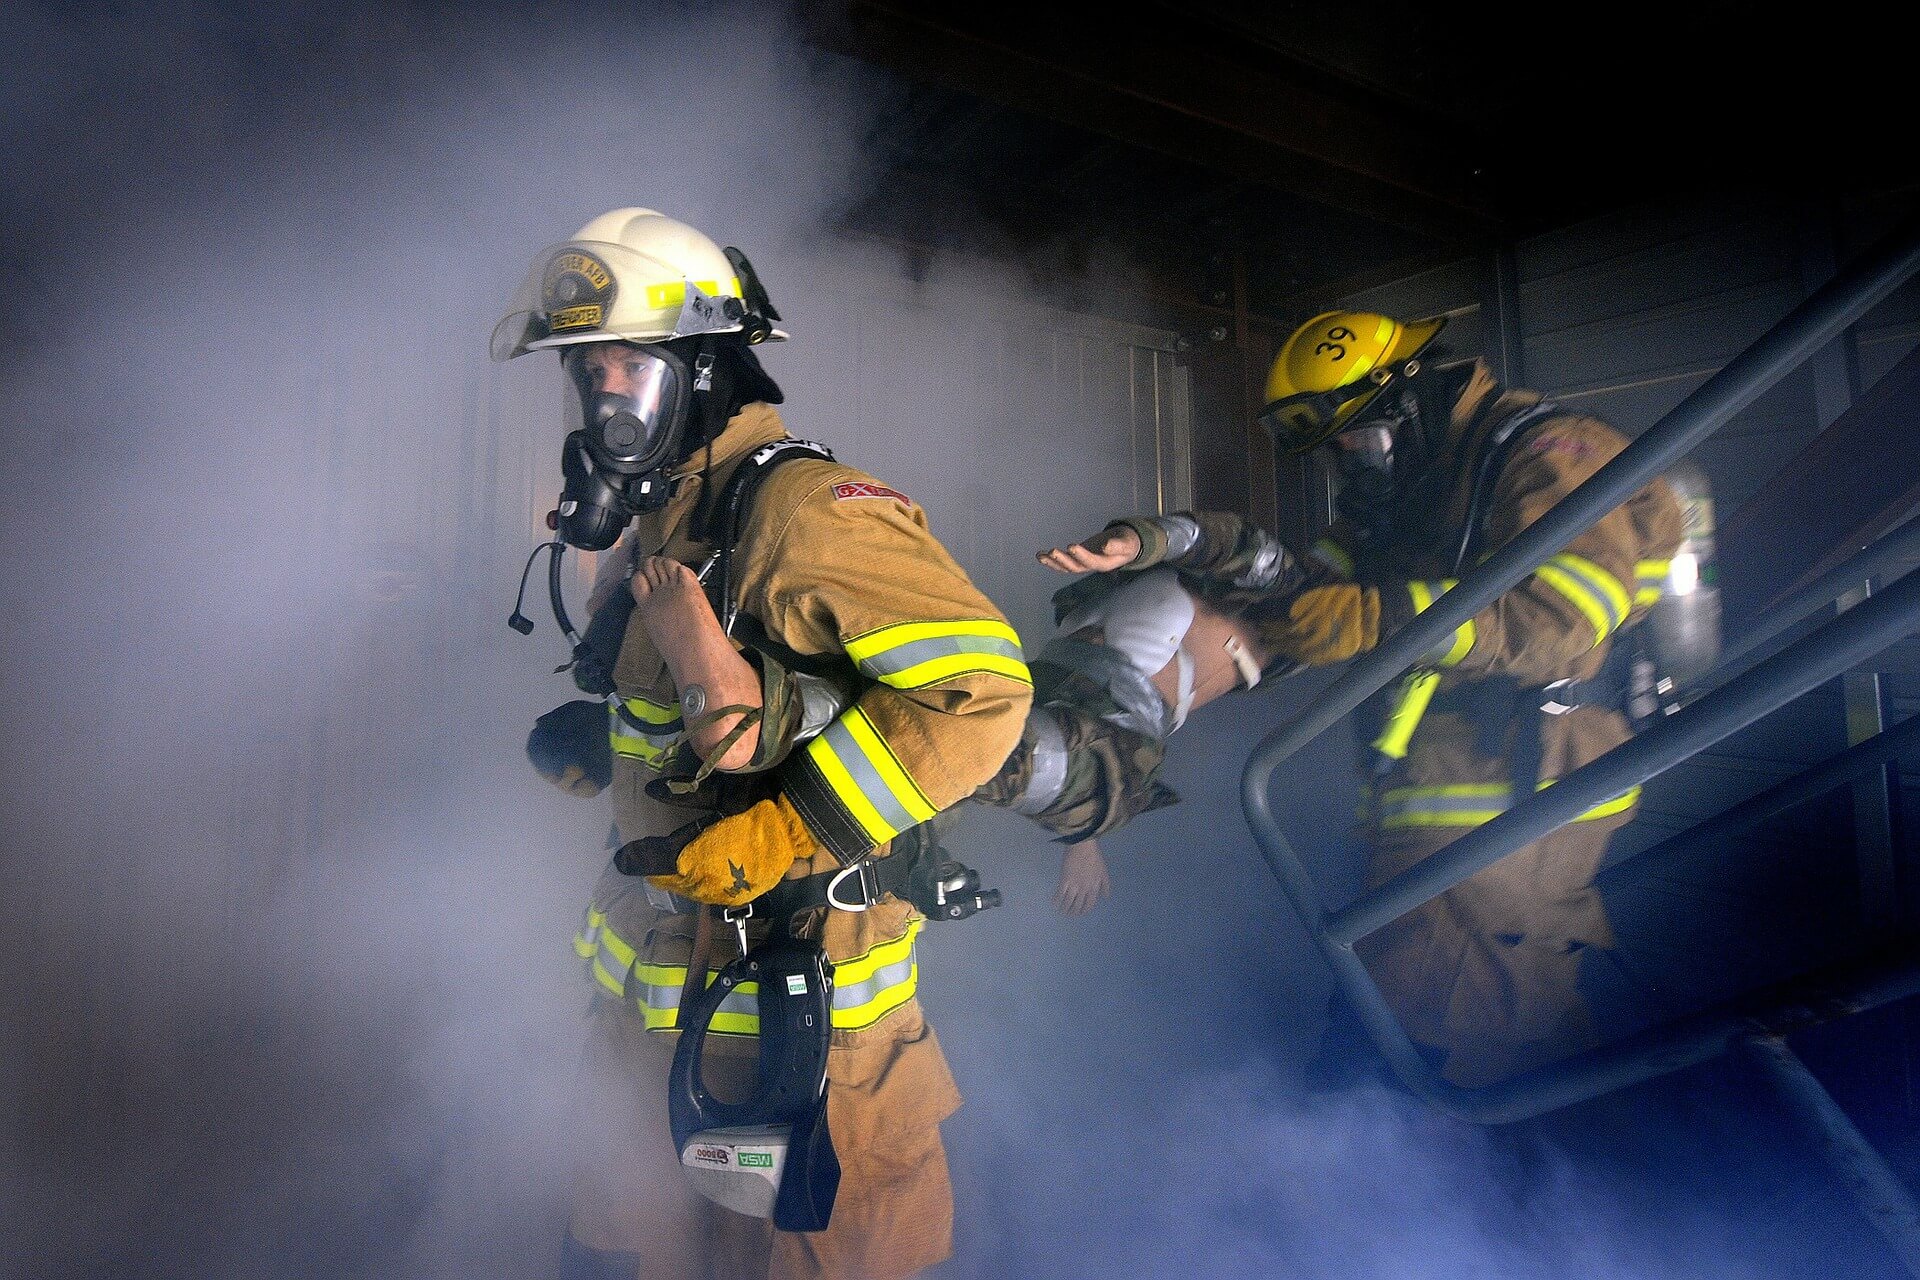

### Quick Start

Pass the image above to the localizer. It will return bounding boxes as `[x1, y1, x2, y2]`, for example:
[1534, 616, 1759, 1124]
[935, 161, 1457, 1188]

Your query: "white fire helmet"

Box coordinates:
[491, 207, 788, 362]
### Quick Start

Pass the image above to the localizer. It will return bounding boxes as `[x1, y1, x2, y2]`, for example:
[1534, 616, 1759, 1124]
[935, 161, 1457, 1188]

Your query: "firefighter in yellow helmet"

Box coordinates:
[499, 209, 1031, 1278]
[1110, 311, 1682, 1087]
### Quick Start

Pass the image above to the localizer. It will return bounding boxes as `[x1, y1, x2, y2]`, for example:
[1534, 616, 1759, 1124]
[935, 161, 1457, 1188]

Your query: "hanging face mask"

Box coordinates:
[553, 340, 714, 550]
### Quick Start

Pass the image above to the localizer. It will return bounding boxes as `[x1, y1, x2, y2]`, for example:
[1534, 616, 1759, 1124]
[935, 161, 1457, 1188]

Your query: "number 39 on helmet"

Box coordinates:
[1258, 310, 1445, 454]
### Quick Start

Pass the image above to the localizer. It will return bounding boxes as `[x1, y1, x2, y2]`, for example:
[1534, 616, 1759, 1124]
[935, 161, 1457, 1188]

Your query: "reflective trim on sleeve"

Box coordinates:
[803, 707, 938, 845]
[1310, 537, 1355, 579]
[844, 619, 1031, 690]
[610, 696, 683, 767]
[1377, 778, 1643, 830]
[573, 905, 605, 960]
[1406, 579, 1475, 667]
[1634, 559, 1670, 609]
[1534, 553, 1631, 647]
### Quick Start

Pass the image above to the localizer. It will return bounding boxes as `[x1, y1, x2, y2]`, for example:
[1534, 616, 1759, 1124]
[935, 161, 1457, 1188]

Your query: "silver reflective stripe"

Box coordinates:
[857, 633, 1026, 680]
[1150, 514, 1201, 561]
[792, 670, 854, 742]
[1543, 555, 1627, 633]
[1232, 533, 1287, 590]
[1011, 705, 1070, 815]
[833, 952, 915, 1011]
[1037, 637, 1173, 741]
[819, 717, 921, 836]
[638, 978, 759, 1022]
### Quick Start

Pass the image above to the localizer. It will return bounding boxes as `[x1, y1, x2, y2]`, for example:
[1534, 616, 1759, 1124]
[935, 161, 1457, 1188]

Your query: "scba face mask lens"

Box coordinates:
[565, 343, 689, 473]
[552, 342, 698, 549]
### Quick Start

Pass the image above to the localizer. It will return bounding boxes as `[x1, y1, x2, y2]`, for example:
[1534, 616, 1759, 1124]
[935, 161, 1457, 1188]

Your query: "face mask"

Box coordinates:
[552, 341, 713, 549]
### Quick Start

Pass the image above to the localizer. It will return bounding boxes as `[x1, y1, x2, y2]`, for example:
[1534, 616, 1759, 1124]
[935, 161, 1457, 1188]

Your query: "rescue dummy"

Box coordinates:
[498, 208, 1031, 1279]
[968, 513, 1306, 913]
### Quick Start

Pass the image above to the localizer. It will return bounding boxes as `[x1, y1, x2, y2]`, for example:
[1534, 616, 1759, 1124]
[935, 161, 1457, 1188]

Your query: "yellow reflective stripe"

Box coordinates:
[833, 920, 920, 986]
[1378, 779, 1643, 830]
[591, 959, 626, 997]
[844, 619, 1031, 690]
[1406, 579, 1475, 666]
[1535, 554, 1630, 646]
[1310, 537, 1355, 579]
[631, 965, 764, 1035]
[1634, 559, 1669, 608]
[844, 618, 1021, 663]
[624, 931, 923, 1035]
[1371, 669, 1441, 762]
[877, 650, 1032, 688]
[828, 920, 922, 1030]
[572, 905, 606, 959]
[643, 277, 742, 309]
[610, 697, 681, 765]
[597, 926, 636, 969]
[1557, 554, 1630, 628]
[619, 696, 680, 726]
[805, 707, 938, 845]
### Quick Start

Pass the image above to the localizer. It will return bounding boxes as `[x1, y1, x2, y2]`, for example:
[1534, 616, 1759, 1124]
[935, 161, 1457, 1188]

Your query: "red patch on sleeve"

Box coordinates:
[1525, 434, 1598, 459]
[832, 481, 912, 506]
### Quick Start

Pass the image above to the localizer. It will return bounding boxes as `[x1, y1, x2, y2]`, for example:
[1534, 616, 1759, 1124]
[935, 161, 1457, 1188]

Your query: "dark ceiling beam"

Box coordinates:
[805, 1, 1503, 246]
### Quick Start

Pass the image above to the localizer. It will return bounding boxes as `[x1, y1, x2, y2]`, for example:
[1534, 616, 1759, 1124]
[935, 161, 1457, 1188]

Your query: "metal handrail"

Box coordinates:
[1241, 212, 1920, 791]
[1326, 569, 1920, 945]
[1240, 211, 1920, 1125]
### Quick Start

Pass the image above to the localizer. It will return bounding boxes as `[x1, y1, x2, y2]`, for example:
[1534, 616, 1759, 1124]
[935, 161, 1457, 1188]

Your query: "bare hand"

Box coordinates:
[1038, 525, 1141, 575]
[1055, 839, 1112, 916]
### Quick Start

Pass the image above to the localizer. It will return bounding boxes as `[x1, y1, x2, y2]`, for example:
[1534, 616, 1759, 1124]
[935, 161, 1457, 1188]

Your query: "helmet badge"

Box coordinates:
[542, 249, 617, 333]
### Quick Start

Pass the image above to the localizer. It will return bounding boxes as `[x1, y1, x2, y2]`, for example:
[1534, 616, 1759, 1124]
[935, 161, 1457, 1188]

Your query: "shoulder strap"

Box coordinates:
[1452, 399, 1561, 575]
[710, 438, 835, 634]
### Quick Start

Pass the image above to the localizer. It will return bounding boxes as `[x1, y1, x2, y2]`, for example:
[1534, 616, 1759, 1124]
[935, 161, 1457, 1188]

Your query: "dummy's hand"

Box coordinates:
[647, 793, 818, 907]
[1055, 839, 1112, 916]
[1038, 525, 1141, 575]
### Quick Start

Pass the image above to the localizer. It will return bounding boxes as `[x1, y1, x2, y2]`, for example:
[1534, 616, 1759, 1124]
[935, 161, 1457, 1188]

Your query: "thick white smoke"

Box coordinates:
[0, 3, 1901, 1278]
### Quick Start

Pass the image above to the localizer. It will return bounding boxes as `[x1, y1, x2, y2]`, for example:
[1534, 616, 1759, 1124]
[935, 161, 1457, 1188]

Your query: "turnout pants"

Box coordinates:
[566, 771, 962, 1280]
[1358, 708, 1632, 1088]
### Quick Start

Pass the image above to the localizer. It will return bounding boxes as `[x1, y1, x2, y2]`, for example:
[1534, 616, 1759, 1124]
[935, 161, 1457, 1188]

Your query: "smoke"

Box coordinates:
[0, 3, 1903, 1279]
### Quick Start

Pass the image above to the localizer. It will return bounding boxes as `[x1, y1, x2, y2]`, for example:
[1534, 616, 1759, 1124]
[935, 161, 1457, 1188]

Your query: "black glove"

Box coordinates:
[528, 699, 613, 796]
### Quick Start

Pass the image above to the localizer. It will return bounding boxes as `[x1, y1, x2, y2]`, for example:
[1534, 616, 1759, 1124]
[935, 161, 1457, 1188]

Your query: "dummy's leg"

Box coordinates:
[630, 556, 762, 768]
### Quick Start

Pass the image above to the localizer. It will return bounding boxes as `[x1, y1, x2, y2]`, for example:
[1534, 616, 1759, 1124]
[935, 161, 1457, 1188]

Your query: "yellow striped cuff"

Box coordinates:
[1535, 553, 1631, 647]
[844, 619, 1030, 690]
[801, 706, 938, 847]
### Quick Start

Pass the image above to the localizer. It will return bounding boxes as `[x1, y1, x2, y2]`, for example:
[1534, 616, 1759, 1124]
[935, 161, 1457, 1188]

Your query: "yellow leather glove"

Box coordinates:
[647, 793, 818, 907]
[1270, 583, 1383, 666]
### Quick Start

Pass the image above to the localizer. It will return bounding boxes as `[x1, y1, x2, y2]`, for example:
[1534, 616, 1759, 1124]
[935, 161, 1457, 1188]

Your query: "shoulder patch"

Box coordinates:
[1524, 433, 1601, 460]
[832, 481, 912, 506]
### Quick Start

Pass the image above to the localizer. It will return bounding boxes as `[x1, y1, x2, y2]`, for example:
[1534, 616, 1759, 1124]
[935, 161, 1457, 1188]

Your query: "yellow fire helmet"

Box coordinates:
[1258, 310, 1445, 453]
[491, 208, 788, 362]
